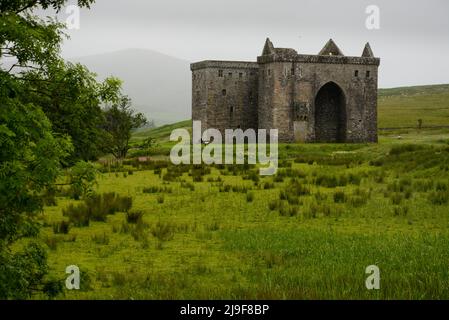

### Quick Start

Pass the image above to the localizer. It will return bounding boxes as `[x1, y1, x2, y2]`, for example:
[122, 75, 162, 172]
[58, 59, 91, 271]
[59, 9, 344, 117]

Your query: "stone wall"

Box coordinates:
[257, 53, 380, 143]
[191, 61, 259, 134]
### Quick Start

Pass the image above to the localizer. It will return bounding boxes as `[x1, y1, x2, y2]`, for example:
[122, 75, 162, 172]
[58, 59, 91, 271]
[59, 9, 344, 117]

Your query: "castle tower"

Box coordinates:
[191, 38, 380, 143]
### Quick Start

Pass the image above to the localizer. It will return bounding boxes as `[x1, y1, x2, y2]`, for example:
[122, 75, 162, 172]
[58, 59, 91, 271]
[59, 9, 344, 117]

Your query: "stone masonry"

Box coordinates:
[190, 38, 380, 143]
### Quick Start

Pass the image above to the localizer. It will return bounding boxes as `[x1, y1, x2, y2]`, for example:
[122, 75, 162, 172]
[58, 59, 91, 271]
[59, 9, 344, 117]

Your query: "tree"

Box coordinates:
[22, 62, 123, 163]
[0, 0, 98, 299]
[0, 74, 72, 298]
[103, 95, 147, 159]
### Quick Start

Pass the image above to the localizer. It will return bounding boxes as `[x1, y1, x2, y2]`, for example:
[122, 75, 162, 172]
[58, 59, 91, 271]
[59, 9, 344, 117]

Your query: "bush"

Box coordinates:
[391, 193, 404, 205]
[44, 236, 61, 251]
[268, 200, 281, 211]
[52, 221, 70, 234]
[333, 191, 346, 203]
[393, 206, 409, 217]
[142, 186, 172, 194]
[151, 222, 175, 248]
[126, 210, 144, 224]
[263, 182, 275, 190]
[428, 190, 449, 205]
[279, 205, 299, 217]
[349, 195, 368, 207]
[181, 181, 195, 191]
[131, 221, 148, 242]
[436, 181, 449, 192]
[63, 193, 133, 226]
[246, 192, 255, 203]
[315, 174, 340, 188]
[143, 186, 159, 193]
[91, 233, 110, 245]
[63, 203, 90, 227]
[413, 179, 434, 192]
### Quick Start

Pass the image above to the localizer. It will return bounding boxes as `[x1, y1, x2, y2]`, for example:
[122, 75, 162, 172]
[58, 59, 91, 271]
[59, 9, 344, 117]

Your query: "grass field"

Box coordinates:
[378, 84, 449, 128]
[32, 84, 449, 299]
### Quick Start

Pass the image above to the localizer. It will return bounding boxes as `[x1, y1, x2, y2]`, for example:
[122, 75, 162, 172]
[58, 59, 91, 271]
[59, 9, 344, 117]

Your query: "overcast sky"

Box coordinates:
[47, 0, 449, 88]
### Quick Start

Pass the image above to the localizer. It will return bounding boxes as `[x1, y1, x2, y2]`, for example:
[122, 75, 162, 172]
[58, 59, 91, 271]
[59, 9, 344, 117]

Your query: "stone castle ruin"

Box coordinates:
[191, 38, 380, 143]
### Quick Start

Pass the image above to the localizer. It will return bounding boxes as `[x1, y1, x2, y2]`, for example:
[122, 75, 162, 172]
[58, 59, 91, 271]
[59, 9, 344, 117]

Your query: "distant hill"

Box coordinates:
[378, 84, 449, 128]
[132, 119, 191, 143]
[70, 49, 191, 125]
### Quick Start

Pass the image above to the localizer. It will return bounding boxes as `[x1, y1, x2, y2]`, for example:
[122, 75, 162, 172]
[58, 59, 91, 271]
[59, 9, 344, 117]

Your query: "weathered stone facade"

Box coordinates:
[191, 38, 380, 143]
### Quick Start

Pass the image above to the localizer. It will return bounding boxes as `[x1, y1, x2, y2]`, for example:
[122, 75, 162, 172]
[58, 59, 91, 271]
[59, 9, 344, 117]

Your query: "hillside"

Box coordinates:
[378, 84, 449, 128]
[132, 120, 191, 143]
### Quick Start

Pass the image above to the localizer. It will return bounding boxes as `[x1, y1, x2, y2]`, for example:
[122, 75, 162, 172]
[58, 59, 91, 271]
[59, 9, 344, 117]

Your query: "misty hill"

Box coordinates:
[70, 49, 191, 125]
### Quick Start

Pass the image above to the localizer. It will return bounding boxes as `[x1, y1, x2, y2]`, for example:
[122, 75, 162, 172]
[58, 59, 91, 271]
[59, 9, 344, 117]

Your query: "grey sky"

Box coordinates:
[52, 0, 449, 88]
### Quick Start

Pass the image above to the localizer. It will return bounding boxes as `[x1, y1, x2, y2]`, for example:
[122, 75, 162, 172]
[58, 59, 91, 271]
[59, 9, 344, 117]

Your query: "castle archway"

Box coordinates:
[314, 82, 347, 142]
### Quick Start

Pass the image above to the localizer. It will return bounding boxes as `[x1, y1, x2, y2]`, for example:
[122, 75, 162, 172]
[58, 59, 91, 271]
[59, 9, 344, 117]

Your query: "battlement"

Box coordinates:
[257, 54, 380, 65]
[190, 60, 258, 71]
[257, 38, 380, 65]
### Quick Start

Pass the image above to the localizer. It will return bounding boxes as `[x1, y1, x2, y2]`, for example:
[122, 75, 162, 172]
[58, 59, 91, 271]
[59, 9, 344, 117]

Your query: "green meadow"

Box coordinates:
[34, 85, 449, 299]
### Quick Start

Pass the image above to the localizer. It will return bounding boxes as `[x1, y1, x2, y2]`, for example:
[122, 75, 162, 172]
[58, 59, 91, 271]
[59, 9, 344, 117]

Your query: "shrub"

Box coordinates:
[314, 192, 327, 201]
[52, 221, 70, 234]
[428, 190, 449, 205]
[391, 193, 404, 205]
[156, 195, 164, 204]
[63, 193, 133, 226]
[347, 173, 362, 185]
[126, 210, 144, 224]
[131, 221, 149, 242]
[413, 179, 434, 192]
[349, 195, 368, 207]
[286, 180, 310, 196]
[91, 233, 110, 245]
[151, 222, 175, 246]
[279, 205, 299, 217]
[63, 203, 90, 227]
[393, 205, 409, 217]
[143, 186, 160, 193]
[44, 236, 61, 250]
[206, 221, 220, 231]
[246, 192, 255, 203]
[120, 221, 132, 234]
[263, 182, 275, 190]
[268, 200, 281, 211]
[181, 181, 195, 191]
[315, 174, 340, 188]
[142, 186, 172, 194]
[333, 190, 346, 203]
[219, 184, 232, 192]
[436, 181, 449, 192]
